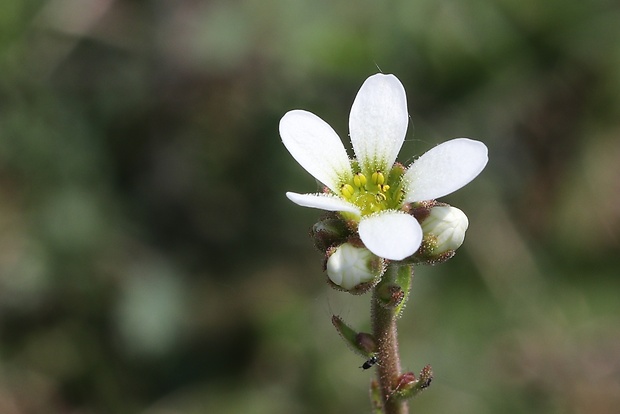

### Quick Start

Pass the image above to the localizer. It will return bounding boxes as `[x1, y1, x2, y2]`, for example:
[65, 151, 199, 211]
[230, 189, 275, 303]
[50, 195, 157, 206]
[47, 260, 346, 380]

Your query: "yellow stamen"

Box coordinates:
[341, 184, 355, 199]
[371, 171, 385, 185]
[353, 173, 367, 188]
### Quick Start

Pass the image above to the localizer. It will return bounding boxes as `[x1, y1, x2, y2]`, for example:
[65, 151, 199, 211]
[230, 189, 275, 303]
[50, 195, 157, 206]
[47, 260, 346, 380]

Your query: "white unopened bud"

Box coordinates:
[326, 243, 383, 291]
[420, 206, 469, 254]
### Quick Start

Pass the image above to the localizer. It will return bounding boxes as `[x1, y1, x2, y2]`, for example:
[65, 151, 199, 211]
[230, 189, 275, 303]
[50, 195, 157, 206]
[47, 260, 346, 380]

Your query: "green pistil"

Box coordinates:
[339, 166, 406, 216]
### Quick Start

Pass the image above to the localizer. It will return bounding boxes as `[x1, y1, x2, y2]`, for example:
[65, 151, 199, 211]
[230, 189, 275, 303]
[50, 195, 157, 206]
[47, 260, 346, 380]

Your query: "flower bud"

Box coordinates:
[326, 243, 384, 293]
[390, 365, 433, 401]
[376, 283, 405, 309]
[310, 216, 351, 252]
[331, 315, 377, 356]
[422, 206, 468, 250]
[414, 206, 468, 263]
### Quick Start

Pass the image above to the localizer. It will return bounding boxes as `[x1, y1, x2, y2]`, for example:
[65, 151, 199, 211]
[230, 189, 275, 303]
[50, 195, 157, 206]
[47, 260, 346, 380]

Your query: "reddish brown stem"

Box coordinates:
[371, 265, 411, 414]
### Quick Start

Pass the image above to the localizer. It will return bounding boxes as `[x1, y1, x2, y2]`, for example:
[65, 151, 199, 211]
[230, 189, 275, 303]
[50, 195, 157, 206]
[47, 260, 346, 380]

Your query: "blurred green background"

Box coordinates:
[1, 0, 619, 413]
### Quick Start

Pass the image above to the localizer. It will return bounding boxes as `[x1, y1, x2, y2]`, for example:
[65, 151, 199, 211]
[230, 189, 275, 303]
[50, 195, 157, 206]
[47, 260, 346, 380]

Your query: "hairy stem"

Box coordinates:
[371, 264, 412, 414]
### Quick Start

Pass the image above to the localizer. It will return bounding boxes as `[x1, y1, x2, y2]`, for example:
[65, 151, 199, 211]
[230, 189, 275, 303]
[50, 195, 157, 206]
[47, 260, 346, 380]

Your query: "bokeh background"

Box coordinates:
[1, 0, 620, 413]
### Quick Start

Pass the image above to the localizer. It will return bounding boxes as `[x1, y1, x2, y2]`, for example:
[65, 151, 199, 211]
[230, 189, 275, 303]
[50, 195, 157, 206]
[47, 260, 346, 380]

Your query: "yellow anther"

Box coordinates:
[353, 173, 367, 188]
[378, 184, 390, 193]
[376, 192, 387, 202]
[371, 171, 385, 185]
[341, 184, 355, 199]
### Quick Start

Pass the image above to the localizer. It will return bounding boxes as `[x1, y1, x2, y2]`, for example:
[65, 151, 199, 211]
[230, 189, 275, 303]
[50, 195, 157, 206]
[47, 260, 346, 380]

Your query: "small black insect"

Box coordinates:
[420, 377, 432, 389]
[361, 355, 378, 370]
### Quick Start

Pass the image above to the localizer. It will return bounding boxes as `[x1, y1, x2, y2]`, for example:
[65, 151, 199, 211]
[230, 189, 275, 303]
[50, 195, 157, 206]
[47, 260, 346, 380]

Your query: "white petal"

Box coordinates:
[286, 192, 361, 215]
[349, 74, 409, 174]
[280, 110, 353, 193]
[404, 138, 488, 203]
[358, 211, 422, 261]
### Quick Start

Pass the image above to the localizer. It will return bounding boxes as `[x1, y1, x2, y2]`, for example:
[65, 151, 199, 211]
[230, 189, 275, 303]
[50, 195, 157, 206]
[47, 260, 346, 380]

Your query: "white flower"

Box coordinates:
[326, 243, 383, 290]
[420, 206, 469, 253]
[280, 74, 488, 261]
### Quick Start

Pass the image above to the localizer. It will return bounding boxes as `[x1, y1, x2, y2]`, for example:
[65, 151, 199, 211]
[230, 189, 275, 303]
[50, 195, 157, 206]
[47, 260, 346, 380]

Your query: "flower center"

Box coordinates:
[339, 164, 406, 216]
